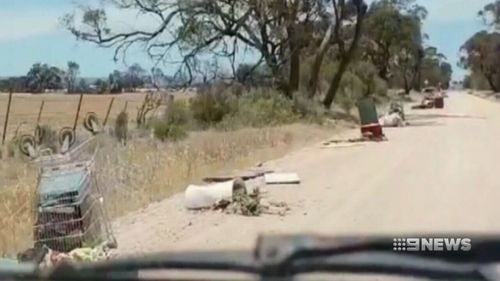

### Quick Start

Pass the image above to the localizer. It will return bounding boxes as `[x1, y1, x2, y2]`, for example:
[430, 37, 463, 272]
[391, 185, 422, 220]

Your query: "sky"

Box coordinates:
[0, 0, 492, 80]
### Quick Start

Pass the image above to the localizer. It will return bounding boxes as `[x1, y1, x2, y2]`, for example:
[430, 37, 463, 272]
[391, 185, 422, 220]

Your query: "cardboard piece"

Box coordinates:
[264, 173, 300, 185]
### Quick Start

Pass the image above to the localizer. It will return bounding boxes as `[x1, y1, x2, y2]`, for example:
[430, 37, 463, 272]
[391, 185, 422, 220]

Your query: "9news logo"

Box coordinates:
[393, 238, 472, 252]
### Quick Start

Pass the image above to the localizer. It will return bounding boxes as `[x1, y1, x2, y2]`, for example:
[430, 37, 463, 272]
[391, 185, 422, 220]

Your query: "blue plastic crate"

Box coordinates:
[37, 163, 92, 209]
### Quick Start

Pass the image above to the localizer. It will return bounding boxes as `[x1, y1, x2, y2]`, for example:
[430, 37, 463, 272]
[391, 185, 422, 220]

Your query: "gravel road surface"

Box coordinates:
[113, 91, 500, 257]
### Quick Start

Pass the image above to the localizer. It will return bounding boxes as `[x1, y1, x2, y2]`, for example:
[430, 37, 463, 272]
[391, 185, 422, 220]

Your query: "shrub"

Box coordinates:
[152, 100, 190, 141]
[115, 111, 128, 145]
[335, 62, 389, 113]
[153, 121, 187, 141]
[6, 140, 17, 158]
[190, 83, 238, 127]
[292, 93, 326, 123]
[164, 100, 191, 126]
[217, 88, 299, 129]
[336, 71, 364, 113]
[353, 61, 388, 98]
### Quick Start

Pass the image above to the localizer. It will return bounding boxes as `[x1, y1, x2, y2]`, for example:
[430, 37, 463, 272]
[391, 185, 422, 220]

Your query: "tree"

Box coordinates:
[108, 70, 123, 93]
[94, 79, 109, 94]
[236, 63, 272, 86]
[77, 79, 89, 92]
[460, 31, 500, 92]
[62, 0, 367, 106]
[382, 7, 426, 95]
[0, 77, 29, 92]
[321, 0, 368, 108]
[457, 1, 500, 91]
[362, 0, 427, 81]
[479, 0, 500, 29]
[26, 63, 65, 93]
[150, 67, 165, 90]
[123, 63, 146, 90]
[66, 61, 80, 93]
[419, 47, 452, 88]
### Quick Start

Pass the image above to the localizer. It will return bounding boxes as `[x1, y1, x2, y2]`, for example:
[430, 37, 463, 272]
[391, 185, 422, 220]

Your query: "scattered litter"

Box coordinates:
[212, 189, 290, 216]
[203, 169, 273, 183]
[322, 134, 388, 146]
[379, 112, 406, 127]
[264, 173, 300, 185]
[17, 242, 112, 269]
[379, 101, 408, 127]
[321, 142, 365, 149]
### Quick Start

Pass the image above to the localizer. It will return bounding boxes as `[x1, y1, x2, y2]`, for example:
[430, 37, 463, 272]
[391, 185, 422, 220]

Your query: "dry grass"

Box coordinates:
[0, 122, 342, 258]
[0, 92, 194, 141]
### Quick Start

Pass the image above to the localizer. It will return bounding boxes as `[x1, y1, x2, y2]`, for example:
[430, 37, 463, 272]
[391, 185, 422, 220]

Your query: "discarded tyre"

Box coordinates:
[18, 134, 36, 157]
[83, 112, 101, 135]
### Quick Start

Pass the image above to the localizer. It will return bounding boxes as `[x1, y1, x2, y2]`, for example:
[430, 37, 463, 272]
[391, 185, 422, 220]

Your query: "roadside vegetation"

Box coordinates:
[461, 1, 500, 92]
[0, 0, 460, 257]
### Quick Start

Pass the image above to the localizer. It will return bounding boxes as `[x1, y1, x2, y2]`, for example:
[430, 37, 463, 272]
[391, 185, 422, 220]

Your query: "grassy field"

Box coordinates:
[0, 91, 350, 257]
[0, 91, 196, 141]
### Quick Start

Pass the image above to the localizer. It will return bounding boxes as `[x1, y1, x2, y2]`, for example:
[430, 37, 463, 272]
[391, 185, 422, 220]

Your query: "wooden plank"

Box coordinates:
[203, 169, 273, 183]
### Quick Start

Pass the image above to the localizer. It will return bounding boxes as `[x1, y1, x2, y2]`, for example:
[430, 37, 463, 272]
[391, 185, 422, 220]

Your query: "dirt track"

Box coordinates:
[113, 91, 500, 257]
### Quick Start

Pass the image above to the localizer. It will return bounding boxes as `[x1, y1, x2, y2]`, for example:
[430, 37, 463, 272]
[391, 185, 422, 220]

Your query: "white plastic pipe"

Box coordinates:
[184, 179, 245, 210]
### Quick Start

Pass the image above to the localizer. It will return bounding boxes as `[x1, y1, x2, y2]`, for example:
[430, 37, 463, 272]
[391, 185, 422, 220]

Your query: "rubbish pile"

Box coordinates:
[411, 87, 445, 109]
[379, 112, 405, 127]
[17, 242, 113, 269]
[379, 102, 408, 128]
[322, 131, 388, 148]
[14, 112, 117, 269]
[212, 189, 290, 216]
[185, 172, 295, 216]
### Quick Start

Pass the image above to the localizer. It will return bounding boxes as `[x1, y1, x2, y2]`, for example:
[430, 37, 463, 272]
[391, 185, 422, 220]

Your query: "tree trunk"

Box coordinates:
[485, 74, 498, 92]
[403, 72, 411, 95]
[322, 55, 352, 108]
[289, 50, 300, 93]
[323, 8, 365, 109]
[378, 67, 389, 82]
[287, 24, 301, 94]
[308, 27, 333, 98]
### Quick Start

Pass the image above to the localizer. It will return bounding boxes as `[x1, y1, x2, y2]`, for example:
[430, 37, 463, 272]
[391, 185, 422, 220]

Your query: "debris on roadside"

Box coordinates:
[412, 87, 445, 109]
[212, 189, 290, 217]
[185, 178, 248, 209]
[379, 112, 409, 127]
[322, 131, 388, 147]
[377, 101, 412, 128]
[321, 142, 365, 149]
[185, 173, 291, 216]
[202, 169, 273, 183]
[264, 172, 300, 185]
[17, 241, 113, 269]
[357, 97, 387, 141]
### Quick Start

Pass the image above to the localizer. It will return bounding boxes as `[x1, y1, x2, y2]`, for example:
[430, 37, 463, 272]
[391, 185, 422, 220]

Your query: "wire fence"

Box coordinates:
[0, 92, 149, 145]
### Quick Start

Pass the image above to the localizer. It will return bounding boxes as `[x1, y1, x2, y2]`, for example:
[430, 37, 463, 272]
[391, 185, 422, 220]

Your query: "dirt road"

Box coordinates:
[113, 91, 500, 257]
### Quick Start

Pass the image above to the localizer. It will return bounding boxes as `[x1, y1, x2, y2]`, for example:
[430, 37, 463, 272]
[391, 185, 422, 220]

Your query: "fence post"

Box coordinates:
[73, 92, 84, 131]
[103, 97, 115, 127]
[36, 100, 45, 126]
[1, 90, 13, 145]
